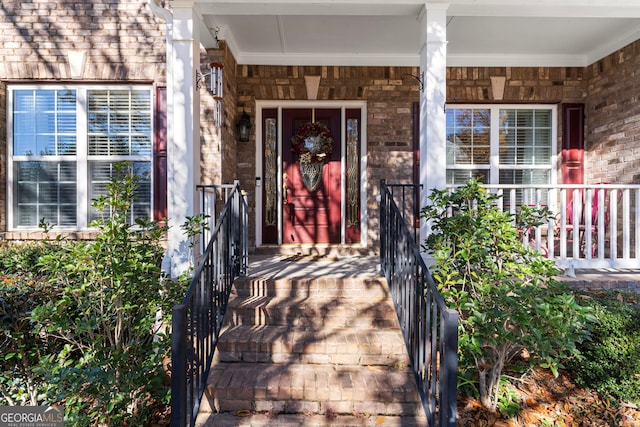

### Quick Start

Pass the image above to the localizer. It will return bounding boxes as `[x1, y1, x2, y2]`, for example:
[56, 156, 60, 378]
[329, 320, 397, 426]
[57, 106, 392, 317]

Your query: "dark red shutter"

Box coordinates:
[154, 86, 168, 223]
[562, 103, 585, 185]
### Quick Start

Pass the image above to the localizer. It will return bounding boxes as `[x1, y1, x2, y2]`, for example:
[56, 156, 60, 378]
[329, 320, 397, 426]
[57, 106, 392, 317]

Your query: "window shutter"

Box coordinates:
[562, 103, 584, 185]
[154, 86, 168, 223]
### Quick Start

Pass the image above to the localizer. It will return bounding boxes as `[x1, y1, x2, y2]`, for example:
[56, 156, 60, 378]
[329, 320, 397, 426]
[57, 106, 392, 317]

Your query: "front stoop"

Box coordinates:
[195, 272, 428, 426]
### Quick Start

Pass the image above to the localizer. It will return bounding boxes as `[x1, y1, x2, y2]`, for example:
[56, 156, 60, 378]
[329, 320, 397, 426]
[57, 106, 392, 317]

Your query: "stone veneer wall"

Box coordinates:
[585, 39, 640, 185]
[235, 65, 421, 251]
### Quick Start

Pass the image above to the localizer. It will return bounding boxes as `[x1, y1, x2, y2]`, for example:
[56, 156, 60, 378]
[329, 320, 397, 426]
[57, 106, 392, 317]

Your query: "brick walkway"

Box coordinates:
[195, 255, 428, 426]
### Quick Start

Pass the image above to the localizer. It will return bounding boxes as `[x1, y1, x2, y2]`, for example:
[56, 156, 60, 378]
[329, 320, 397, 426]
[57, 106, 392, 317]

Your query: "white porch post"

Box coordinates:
[165, 0, 201, 277]
[419, 3, 448, 246]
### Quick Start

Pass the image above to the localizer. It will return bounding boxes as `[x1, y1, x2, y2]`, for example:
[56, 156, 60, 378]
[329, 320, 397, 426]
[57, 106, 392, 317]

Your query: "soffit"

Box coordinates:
[191, 0, 640, 67]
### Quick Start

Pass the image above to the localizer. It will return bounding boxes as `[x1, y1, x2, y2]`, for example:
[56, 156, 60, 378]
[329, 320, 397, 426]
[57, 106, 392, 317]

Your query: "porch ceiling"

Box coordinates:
[193, 0, 640, 67]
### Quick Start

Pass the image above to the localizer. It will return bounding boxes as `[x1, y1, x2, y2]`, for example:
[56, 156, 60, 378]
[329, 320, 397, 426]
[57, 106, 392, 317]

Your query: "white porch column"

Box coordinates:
[419, 3, 448, 246]
[165, 0, 201, 277]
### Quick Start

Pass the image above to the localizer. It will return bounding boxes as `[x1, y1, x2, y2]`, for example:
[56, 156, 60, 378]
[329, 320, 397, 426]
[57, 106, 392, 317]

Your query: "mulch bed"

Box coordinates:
[457, 368, 640, 426]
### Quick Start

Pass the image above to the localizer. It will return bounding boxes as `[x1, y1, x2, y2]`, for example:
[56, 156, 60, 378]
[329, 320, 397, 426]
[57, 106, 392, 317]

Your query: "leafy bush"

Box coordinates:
[0, 273, 61, 406]
[1, 164, 182, 425]
[421, 179, 593, 412]
[0, 239, 65, 277]
[568, 290, 640, 404]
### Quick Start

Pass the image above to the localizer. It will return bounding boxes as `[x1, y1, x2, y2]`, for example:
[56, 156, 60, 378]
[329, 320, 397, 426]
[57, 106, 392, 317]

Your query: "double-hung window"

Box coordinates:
[8, 86, 153, 230]
[446, 104, 557, 205]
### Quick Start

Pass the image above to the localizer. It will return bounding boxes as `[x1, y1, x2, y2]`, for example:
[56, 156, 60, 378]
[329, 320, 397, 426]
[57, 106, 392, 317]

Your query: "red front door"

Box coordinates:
[282, 108, 341, 243]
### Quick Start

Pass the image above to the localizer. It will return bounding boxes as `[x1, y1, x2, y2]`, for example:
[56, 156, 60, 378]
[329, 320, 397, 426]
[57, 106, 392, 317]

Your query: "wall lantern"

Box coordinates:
[196, 62, 224, 99]
[236, 110, 252, 142]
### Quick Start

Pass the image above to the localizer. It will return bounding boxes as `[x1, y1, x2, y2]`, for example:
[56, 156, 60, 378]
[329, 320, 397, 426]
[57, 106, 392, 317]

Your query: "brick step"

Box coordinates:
[232, 276, 390, 300]
[195, 412, 428, 426]
[224, 294, 399, 328]
[199, 362, 427, 420]
[195, 259, 427, 425]
[215, 325, 410, 366]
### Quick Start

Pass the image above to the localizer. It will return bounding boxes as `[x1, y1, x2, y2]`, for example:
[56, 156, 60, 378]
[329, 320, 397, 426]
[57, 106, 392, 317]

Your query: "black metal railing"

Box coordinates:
[384, 182, 422, 243]
[171, 182, 248, 427]
[197, 183, 248, 263]
[380, 179, 458, 427]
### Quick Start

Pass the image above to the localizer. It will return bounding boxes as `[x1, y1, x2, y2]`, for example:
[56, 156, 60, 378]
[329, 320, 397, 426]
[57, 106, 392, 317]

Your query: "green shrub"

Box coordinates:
[0, 274, 61, 406]
[0, 240, 64, 277]
[421, 179, 593, 412]
[31, 164, 172, 425]
[1, 163, 183, 425]
[568, 291, 640, 404]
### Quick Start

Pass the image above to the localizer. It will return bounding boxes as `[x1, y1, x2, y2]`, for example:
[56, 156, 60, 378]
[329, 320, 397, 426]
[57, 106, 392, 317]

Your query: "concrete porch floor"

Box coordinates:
[245, 254, 640, 291]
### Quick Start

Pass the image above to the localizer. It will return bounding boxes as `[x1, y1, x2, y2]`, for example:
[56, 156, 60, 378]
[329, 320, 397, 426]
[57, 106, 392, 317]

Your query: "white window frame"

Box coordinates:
[446, 104, 558, 186]
[7, 84, 154, 231]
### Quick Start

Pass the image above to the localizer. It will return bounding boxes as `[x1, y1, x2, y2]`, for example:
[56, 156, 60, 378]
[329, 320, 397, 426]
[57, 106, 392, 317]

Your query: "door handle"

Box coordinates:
[282, 173, 288, 204]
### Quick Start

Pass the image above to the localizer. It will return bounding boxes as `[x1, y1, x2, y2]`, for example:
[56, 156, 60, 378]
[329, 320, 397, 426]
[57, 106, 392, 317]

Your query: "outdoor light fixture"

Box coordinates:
[236, 110, 252, 142]
[196, 62, 224, 99]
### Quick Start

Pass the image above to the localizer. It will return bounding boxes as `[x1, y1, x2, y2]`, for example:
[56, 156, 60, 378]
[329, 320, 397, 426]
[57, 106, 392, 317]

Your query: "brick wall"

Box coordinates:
[447, 66, 586, 103]
[1, 0, 637, 246]
[0, 0, 166, 81]
[0, 0, 169, 236]
[447, 45, 640, 187]
[232, 61, 632, 249]
[585, 39, 640, 184]
[236, 65, 421, 250]
[199, 42, 239, 243]
[200, 48, 224, 186]
[448, 66, 588, 186]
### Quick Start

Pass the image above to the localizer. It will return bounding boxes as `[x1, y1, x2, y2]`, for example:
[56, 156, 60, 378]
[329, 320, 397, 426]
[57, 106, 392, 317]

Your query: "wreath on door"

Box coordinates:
[291, 122, 333, 164]
[291, 122, 334, 191]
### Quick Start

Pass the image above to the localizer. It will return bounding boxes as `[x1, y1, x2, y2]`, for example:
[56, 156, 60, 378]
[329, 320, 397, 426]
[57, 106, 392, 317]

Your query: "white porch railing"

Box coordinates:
[469, 184, 640, 271]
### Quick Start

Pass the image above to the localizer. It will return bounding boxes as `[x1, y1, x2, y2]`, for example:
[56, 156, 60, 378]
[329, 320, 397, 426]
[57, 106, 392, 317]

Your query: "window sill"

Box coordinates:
[2, 230, 100, 241]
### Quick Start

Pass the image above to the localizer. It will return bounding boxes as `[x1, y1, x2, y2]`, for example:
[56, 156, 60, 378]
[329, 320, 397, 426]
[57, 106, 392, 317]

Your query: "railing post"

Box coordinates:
[241, 190, 248, 276]
[439, 308, 459, 427]
[380, 179, 387, 271]
[231, 181, 241, 276]
[414, 183, 421, 243]
[171, 304, 187, 427]
[201, 186, 206, 256]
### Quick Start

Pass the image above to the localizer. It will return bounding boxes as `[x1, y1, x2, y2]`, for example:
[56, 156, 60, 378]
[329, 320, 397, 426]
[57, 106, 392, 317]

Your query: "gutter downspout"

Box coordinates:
[148, 0, 176, 277]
